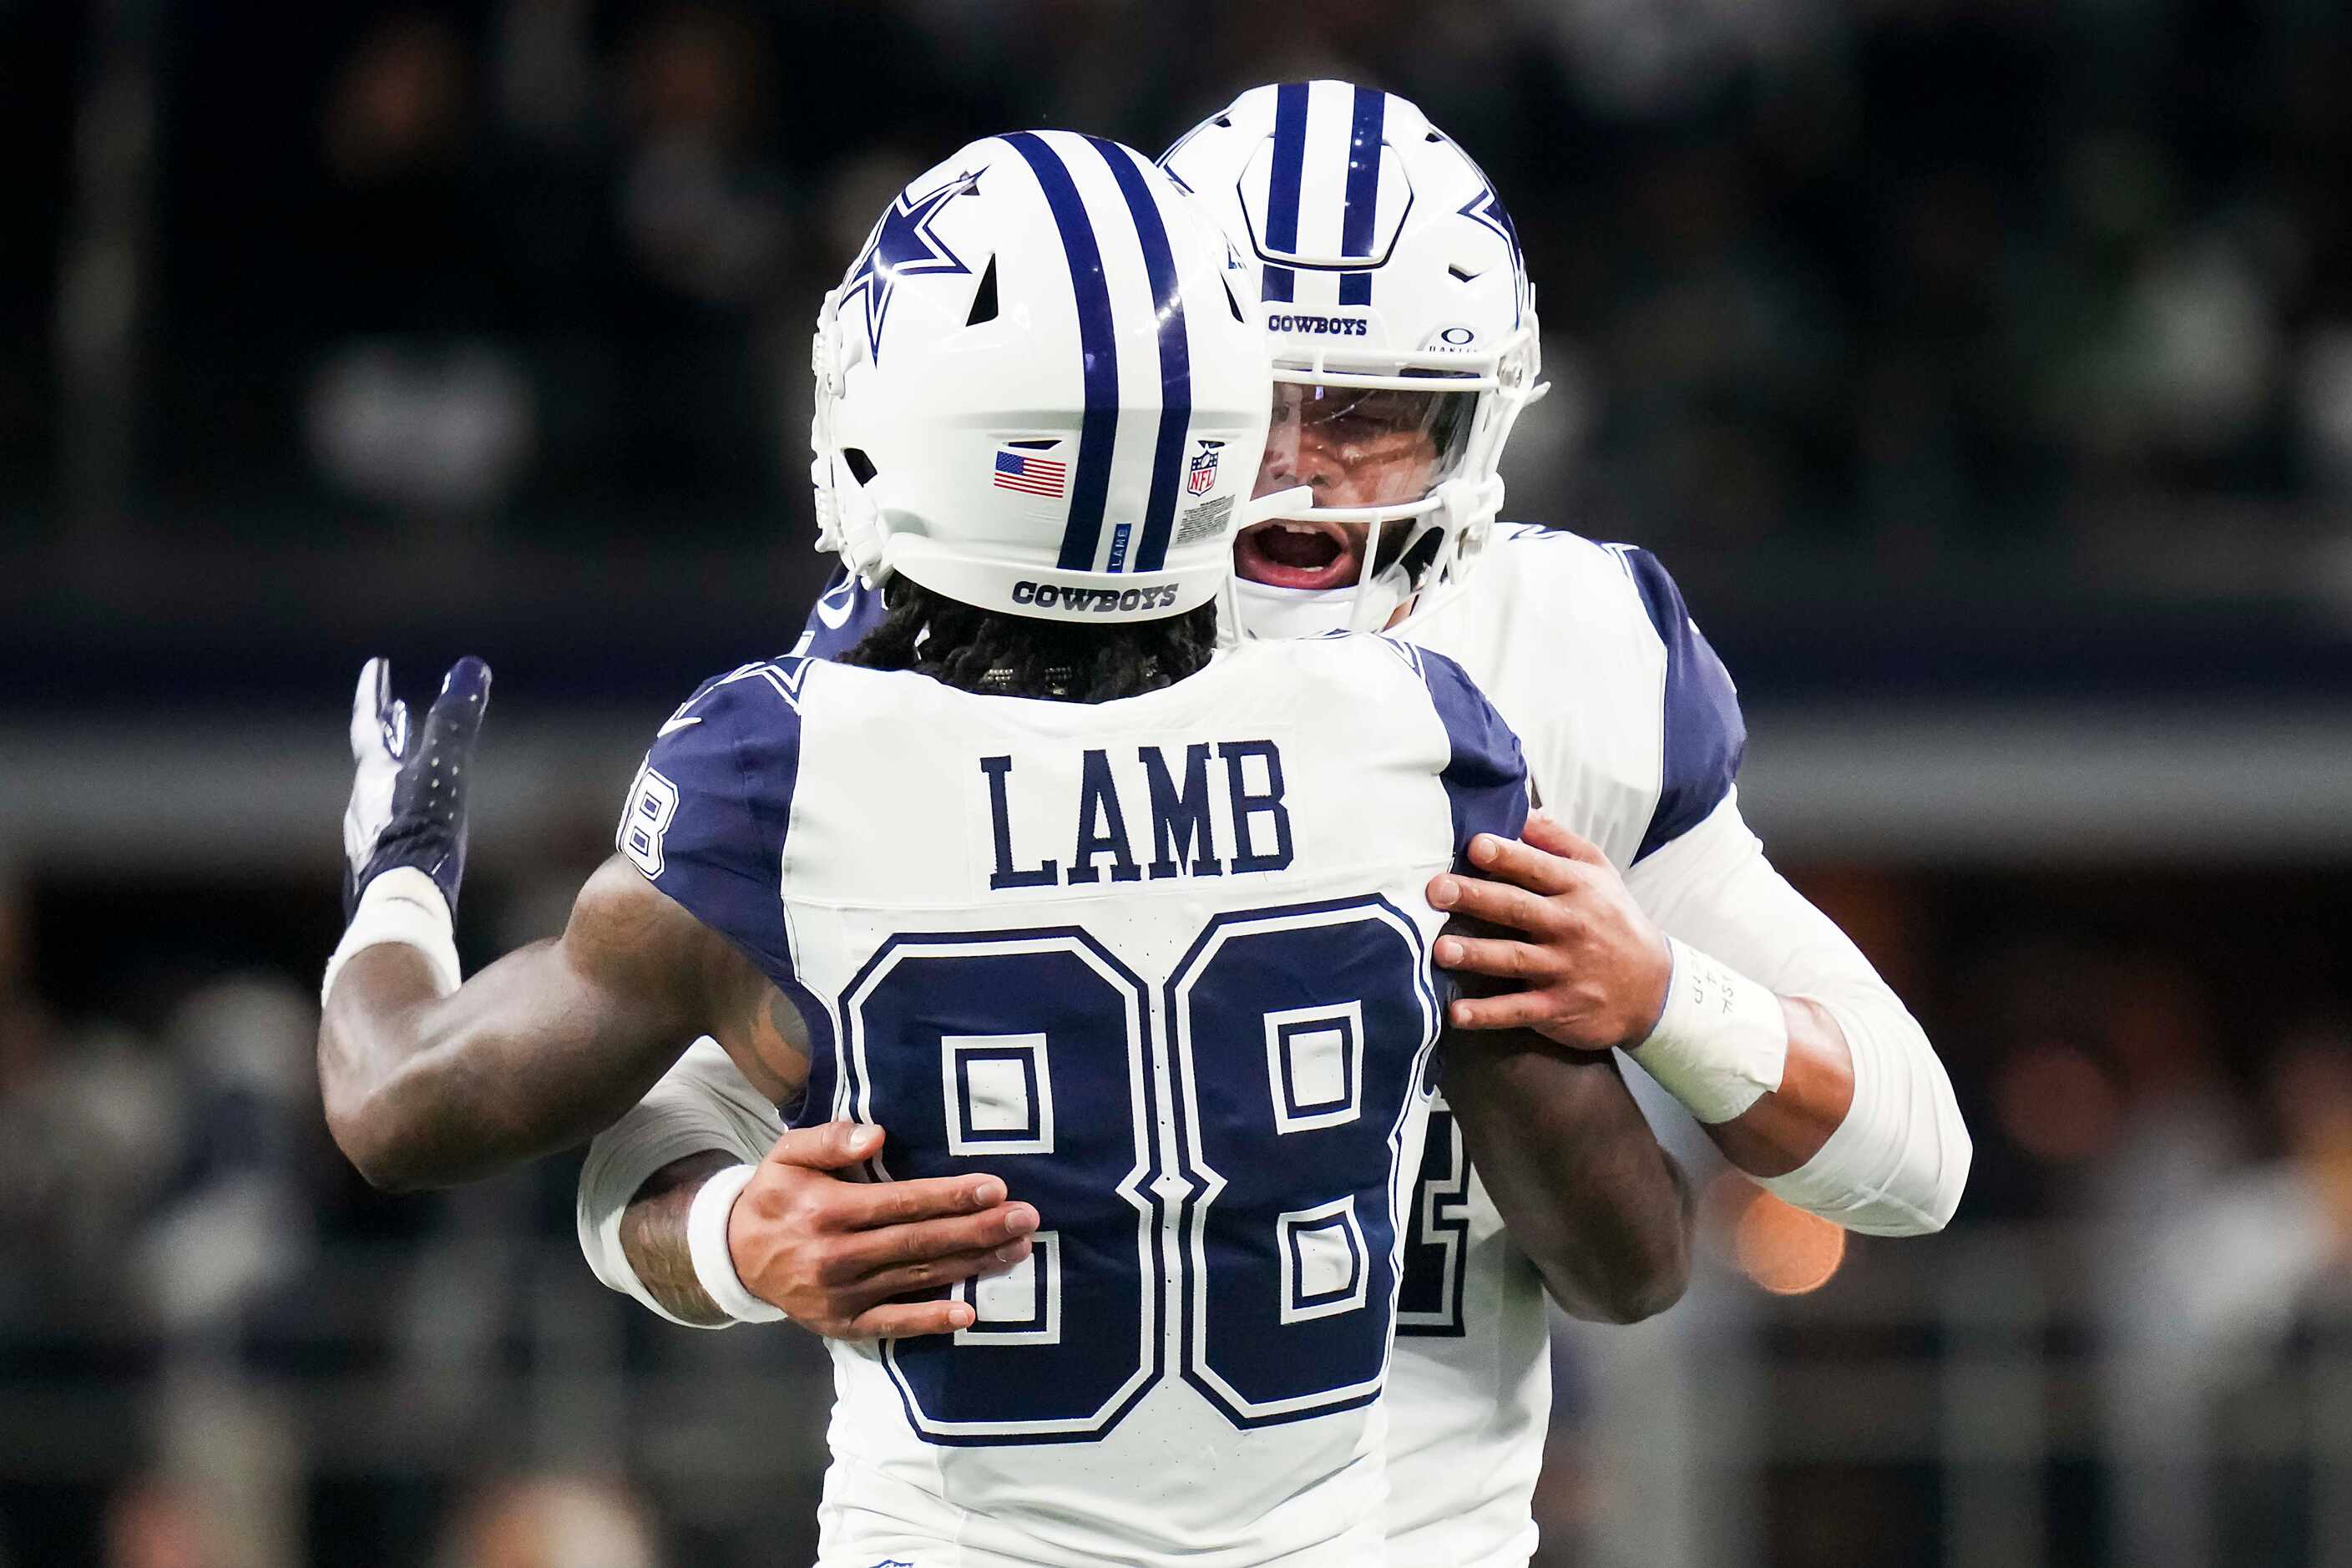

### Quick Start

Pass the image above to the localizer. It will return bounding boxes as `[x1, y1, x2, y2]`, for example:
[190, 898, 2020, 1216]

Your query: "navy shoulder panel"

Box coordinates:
[618, 660, 816, 985]
[1615, 547, 1745, 860]
[793, 565, 892, 662]
[1406, 642, 1532, 872]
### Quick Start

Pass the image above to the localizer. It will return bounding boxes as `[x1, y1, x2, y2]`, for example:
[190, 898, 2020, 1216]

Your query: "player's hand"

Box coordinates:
[727, 1120, 1039, 1340]
[1428, 813, 1674, 1052]
[343, 655, 493, 918]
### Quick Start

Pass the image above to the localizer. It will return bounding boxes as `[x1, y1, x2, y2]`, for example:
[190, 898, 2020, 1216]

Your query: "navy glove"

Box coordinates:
[342, 656, 493, 919]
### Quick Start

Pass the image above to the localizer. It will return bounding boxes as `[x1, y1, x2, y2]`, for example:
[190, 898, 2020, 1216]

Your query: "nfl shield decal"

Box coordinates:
[1187, 440, 1223, 496]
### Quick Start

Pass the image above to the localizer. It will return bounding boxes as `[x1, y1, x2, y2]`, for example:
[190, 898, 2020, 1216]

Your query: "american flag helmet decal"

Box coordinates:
[992, 448, 1070, 498]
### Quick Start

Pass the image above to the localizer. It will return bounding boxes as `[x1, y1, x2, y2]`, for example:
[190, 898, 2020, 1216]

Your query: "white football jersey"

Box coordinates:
[1373, 523, 1745, 1568]
[620, 634, 1528, 1567]
[786, 524, 1745, 1567]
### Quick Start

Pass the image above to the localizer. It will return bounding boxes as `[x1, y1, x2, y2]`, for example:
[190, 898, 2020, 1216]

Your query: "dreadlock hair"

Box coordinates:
[840, 574, 1220, 702]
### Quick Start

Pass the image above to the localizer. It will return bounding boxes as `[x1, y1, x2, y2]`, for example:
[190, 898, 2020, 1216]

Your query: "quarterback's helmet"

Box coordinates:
[811, 131, 1277, 624]
[1161, 83, 1545, 638]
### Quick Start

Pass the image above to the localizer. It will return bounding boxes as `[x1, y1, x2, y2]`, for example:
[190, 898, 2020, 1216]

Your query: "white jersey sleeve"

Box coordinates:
[1409, 526, 1965, 1232]
[1623, 791, 1970, 1234]
[574, 1037, 781, 1327]
[1400, 527, 1743, 871]
[1379, 524, 1962, 1565]
[1375, 529, 1743, 1567]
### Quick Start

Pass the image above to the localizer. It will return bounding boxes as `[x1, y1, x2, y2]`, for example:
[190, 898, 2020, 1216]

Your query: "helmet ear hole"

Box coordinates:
[842, 448, 878, 485]
[965, 256, 999, 326]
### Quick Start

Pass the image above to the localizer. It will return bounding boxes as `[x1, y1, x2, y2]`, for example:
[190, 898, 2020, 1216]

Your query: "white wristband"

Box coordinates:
[1628, 936, 1789, 1124]
[686, 1164, 787, 1325]
[321, 867, 463, 1006]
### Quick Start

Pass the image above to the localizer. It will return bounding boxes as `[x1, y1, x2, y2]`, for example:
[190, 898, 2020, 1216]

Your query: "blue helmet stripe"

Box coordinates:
[1261, 82, 1310, 303]
[1337, 86, 1385, 306]
[1087, 138, 1191, 574]
[1001, 131, 1119, 572]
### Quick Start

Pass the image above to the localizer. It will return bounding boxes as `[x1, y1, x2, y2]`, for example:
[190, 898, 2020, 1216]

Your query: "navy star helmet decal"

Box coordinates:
[1456, 183, 1527, 326]
[839, 167, 985, 362]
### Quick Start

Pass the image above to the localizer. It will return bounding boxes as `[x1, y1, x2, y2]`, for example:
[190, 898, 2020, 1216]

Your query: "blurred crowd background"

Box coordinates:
[3, 0, 2350, 1565]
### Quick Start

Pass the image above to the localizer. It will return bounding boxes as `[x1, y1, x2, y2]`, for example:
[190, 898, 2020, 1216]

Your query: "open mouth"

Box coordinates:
[1234, 518, 1363, 591]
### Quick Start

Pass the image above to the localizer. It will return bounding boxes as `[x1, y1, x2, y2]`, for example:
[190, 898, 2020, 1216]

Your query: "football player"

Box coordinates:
[580, 83, 1972, 1568]
[320, 129, 1689, 1565]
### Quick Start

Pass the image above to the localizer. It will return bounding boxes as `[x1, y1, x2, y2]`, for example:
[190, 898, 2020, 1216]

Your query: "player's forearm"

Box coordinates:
[1697, 995, 1853, 1176]
[1444, 1030, 1692, 1324]
[320, 941, 490, 1189]
[616, 1152, 738, 1327]
[579, 1040, 787, 1323]
[1626, 799, 1970, 1235]
[318, 938, 681, 1191]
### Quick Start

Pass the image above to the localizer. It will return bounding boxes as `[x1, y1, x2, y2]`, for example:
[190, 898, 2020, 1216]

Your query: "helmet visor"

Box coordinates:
[1252, 379, 1479, 510]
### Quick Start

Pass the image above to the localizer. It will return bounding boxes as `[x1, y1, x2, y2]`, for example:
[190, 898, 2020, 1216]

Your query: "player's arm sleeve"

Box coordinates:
[1624, 791, 1971, 1235]
[576, 1037, 784, 1326]
[618, 665, 804, 988]
[1413, 648, 1532, 870]
[1620, 548, 1747, 862]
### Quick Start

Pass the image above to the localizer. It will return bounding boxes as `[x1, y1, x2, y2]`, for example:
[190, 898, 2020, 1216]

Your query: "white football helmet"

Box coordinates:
[811, 130, 1278, 624]
[1161, 83, 1546, 639]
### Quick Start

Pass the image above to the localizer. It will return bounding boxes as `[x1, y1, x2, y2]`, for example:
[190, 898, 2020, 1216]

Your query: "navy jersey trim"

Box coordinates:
[794, 564, 890, 661]
[1410, 647, 1530, 872]
[1616, 547, 1746, 860]
[629, 660, 838, 1122]
[628, 665, 797, 983]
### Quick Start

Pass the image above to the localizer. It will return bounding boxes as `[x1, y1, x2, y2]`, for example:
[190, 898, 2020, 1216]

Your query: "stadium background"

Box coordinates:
[3, 0, 2349, 1563]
